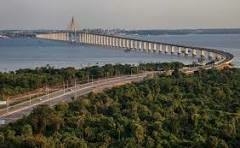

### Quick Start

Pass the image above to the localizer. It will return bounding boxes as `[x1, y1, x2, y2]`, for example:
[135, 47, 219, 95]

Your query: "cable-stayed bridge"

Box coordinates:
[36, 17, 234, 73]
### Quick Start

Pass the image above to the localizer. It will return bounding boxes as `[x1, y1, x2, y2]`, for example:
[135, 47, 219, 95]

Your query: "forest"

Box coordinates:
[0, 62, 184, 100]
[0, 67, 240, 147]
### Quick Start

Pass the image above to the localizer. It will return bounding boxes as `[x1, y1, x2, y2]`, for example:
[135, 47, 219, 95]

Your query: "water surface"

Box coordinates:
[0, 34, 239, 71]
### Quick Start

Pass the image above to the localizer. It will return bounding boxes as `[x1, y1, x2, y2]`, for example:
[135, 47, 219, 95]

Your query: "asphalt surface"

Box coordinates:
[0, 72, 156, 125]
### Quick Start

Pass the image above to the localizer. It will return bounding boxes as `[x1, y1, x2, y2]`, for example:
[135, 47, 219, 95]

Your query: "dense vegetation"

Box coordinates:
[0, 67, 240, 147]
[0, 62, 184, 100]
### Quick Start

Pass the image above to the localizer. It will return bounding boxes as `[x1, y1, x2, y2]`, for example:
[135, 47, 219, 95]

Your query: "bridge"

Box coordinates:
[36, 17, 234, 73]
[0, 18, 235, 125]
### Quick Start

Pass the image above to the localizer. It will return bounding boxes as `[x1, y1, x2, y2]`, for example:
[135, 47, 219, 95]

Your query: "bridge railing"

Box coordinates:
[36, 31, 234, 70]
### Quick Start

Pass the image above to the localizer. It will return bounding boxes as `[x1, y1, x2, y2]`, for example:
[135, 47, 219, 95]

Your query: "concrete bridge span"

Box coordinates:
[36, 31, 234, 72]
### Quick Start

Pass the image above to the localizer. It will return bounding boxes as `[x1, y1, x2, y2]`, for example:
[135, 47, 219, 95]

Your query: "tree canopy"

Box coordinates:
[1, 65, 240, 147]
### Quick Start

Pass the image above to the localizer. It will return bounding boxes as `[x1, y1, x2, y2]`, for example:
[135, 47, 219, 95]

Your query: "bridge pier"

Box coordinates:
[80, 33, 83, 43]
[89, 34, 92, 44]
[134, 41, 138, 50]
[130, 40, 134, 50]
[139, 41, 143, 51]
[86, 34, 89, 44]
[109, 37, 112, 47]
[159, 44, 163, 53]
[148, 42, 152, 52]
[142, 42, 146, 52]
[97, 35, 100, 45]
[116, 38, 119, 48]
[103, 36, 107, 46]
[87, 34, 90, 44]
[184, 48, 189, 56]
[112, 37, 115, 47]
[119, 38, 122, 48]
[178, 47, 182, 55]
[36, 31, 233, 71]
[121, 38, 124, 48]
[153, 43, 157, 52]
[200, 50, 206, 60]
[192, 49, 197, 57]
[208, 52, 214, 60]
[171, 46, 175, 54]
[165, 45, 169, 54]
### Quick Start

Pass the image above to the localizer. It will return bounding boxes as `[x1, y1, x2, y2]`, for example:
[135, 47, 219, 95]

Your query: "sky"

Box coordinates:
[0, 0, 240, 30]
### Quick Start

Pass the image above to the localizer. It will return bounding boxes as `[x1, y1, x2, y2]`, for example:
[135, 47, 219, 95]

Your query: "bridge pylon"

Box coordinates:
[67, 16, 79, 42]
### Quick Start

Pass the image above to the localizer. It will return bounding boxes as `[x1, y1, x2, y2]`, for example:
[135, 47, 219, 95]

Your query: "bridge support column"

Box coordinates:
[109, 37, 112, 47]
[208, 52, 214, 60]
[148, 43, 152, 52]
[192, 49, 197, 57]
[107, 37, 109, 46]
[124, 39, 127, 48]
[184, 48, 189, 56]
[97, 35, 100, 45]
[109, 37, 111, 46]
[100, 36, 103, 45]
[216, 55, 222, 61]
[81, 33, 84, 43]
[118, 39, 121, 48]
[143, 42, 147, 52]
[122, 39, 125, 48]
[110, 37, 113, 47]
[130, 40, 134, 49]
[201, 50, 205, 57]
[159, 44, 163, 53]
[123, 39, 127, 48]
[91, 34, 94, 44]
[126, 40, 130, 49]
[121, 38, 124, 48]
[92, 35, 94, 44]
[85, 34, 88, 44]
[107, 37, 110, 46]
[87, 34, 90, 44]
[139, 41, 142, 51]
[82, 33, 85, 43]
[119, 38, 122, 48]
[178, 47, 182, 55]
[88, 34, 90, 44]
[171, 46, 175, 54]
[78, 33, 82, 43]
[165, 45, 169, 54]
[103, 36, 106, 46]
[92, 34, 95, 44]
[86, 34, 89, 44]
[153, 43, 157, 52]
[134, 41, 138, 50]
[90, 34, 93, 44]
[112, 38, 115, 47]
[94, 35, 97, 45]
[101, 36, 104, 46]
[116, 38, 120, 48]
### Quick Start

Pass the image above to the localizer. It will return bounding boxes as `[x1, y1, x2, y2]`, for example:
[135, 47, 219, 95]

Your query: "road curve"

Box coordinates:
[0, 72, 157, 125]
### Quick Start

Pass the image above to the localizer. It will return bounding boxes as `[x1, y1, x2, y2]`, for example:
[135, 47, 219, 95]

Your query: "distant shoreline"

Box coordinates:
[1, 28, 240, 37]
[123, 29, 240, 35]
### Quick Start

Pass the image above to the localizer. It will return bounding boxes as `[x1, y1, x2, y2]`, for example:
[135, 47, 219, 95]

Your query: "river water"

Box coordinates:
[0, 34, 239, 71]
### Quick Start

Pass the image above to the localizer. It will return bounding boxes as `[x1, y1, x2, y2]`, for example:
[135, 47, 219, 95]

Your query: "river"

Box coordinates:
[0, 34, 239, 71]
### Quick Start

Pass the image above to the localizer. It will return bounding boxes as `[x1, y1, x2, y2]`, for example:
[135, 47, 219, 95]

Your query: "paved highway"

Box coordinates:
[0, 72, 157, 125]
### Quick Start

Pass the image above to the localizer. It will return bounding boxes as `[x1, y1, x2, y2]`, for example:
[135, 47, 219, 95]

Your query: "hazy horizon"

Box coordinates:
[0, 0, 240, 30]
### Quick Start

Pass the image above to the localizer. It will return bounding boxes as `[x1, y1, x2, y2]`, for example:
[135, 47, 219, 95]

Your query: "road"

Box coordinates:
[0, 72, 157, 125]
